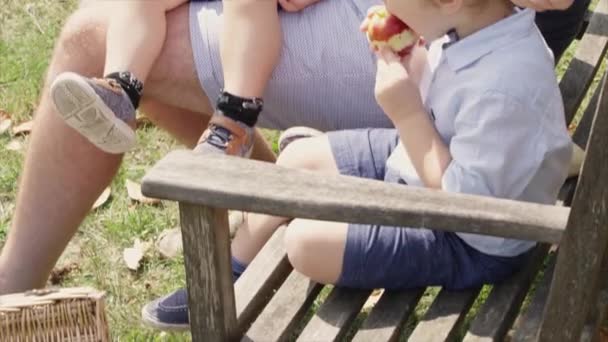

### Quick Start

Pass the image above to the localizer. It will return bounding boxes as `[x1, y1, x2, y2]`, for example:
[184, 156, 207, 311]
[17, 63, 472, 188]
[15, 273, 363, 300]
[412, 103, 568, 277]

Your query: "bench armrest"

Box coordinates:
[142, 151, 568, 244]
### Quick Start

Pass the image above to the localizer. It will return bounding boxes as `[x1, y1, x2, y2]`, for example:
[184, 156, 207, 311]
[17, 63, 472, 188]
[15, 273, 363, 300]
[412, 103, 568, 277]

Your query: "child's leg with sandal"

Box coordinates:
[196, 0, 321, 157]
[50, 0, 189, 154]
[195, 0, 282, 157]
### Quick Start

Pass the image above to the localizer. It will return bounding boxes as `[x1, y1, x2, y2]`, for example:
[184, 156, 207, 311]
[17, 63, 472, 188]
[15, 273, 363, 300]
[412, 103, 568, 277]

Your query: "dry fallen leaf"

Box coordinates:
[123, 239, 150, 271]
[12, 120, 34, 136]
[92, 187, 111, 209]
[126, 179, 161, 205]
[123, 247, 143, 271]
[6, 139, 23, 151]
[156, 228, 183, 259]
[0, 118, 12, 135]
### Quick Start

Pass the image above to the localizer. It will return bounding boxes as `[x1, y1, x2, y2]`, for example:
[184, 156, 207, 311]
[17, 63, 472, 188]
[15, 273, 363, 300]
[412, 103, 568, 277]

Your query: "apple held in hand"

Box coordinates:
[365, 6, 419, 57]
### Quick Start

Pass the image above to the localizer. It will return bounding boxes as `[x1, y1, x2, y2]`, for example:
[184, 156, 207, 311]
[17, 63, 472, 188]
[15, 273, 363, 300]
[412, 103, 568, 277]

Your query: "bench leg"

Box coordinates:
[179, 203, 237, 341]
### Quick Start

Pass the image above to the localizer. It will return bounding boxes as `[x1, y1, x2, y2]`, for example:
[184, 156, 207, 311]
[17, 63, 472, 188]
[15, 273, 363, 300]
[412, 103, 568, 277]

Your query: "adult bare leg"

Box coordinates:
[0, 7, 119, 293]
[0, 3, 277, 294]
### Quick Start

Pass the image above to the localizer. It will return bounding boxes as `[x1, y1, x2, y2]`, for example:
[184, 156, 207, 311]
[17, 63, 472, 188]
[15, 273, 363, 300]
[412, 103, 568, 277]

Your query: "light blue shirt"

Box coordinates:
[385, 9, 572, 257]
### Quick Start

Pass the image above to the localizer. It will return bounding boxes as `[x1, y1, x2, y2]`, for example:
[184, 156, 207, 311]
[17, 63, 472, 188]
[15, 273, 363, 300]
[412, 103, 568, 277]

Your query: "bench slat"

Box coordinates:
[560, 0, 608, 123]
[463, 244, 550, 342]
[235, 226, 292, 334]
[142, 152, 569, 244]
[511, 253, 556, 342]
[243, 271, 323, 342]
[573, 73, 604, 149]
[581, 246, 608, 341]
[352, 289, 425, 342]
[409, 288, 480, 342]
[297, 287, 372, 342]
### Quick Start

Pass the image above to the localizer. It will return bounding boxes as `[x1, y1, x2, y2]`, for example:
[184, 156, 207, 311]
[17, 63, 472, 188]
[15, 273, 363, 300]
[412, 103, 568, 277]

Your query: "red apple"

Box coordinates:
[365, 6, 418, 57]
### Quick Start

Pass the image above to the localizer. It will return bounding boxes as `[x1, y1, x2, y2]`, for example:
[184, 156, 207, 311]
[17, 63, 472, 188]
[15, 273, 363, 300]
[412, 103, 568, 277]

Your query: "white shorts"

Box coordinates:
[189, 0, 392, 131]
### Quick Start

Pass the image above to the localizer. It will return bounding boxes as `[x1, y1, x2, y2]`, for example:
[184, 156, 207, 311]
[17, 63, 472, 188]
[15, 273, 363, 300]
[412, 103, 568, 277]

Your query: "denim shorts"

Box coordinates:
[327, 129, 530, 290]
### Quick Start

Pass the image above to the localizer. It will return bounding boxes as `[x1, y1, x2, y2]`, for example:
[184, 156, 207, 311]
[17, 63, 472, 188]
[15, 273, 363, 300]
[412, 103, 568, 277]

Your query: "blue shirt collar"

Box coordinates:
[442, 8, 536, 72]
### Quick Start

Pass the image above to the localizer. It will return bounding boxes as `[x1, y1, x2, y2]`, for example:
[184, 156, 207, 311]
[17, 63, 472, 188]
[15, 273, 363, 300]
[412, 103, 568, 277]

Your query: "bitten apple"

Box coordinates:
[365, 6, 419, 57]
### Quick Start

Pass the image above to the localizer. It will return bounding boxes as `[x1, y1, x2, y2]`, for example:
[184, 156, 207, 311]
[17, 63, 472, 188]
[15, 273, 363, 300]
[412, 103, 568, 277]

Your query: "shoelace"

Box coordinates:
[205, 124, 233, 150]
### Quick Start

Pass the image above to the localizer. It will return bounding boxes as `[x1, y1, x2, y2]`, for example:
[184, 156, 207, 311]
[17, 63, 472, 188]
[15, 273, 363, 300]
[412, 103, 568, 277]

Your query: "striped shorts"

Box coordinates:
[189, 0, 392, 131]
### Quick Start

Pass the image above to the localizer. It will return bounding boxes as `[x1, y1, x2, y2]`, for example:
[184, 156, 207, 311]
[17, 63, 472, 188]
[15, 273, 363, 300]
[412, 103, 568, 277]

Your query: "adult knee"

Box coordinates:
[54, 8, 106, 76]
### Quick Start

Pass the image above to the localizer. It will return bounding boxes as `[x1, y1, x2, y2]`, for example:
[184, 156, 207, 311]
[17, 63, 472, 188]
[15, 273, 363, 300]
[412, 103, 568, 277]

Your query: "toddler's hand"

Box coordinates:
[278, 0, 322, 12]
[374, 45, 426, 124]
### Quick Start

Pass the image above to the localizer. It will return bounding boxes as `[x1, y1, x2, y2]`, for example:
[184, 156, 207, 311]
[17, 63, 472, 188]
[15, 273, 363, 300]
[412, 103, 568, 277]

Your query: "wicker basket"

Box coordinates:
[0, 287, 109, 341]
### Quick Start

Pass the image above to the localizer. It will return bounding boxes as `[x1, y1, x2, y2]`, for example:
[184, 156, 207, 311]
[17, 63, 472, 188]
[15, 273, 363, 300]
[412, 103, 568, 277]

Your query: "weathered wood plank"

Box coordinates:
[560, 0, 608, 123]
[243, 271, 323, 342]
[581, 246, 608, 342]
[463, 244, 550, 342]
[511, 253, 557, 342]
[297, 287, 372, 341]
[234, 226, 292, 334]
[538, 72, 608, 340]
[409, 288, 480, 342]
[573, 74, 603, 149]
[179, 203, 237, 341]
[351, 289, 425, 342]
[142, 152, 569, 244]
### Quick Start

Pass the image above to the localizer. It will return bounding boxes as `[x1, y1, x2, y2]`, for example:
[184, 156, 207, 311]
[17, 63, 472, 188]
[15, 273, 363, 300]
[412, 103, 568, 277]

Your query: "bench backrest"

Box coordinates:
[539, 0, 608, 338]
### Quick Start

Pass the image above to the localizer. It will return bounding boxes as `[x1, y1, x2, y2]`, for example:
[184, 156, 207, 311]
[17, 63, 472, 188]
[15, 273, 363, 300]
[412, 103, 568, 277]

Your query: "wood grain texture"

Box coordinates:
[234, 226, 292, 334]
[297, 287, 372, 342]
[243, 272, 323, 342]
[409, 288, 480, 342]
[511, 253, 557, 342]
[351, 289, 425, 342]
[581, 246, 608, 342]
[560, 0, 608, 123]
[179, 204, 237, 341]
[142, 152, 569, 244]
[573, 75, 602, 149]
[463, 245, 550, 342]
[538, 73, 608, 341]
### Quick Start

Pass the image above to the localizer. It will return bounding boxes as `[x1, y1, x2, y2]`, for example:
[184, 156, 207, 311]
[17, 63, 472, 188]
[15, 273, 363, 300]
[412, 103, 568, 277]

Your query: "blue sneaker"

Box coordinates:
[142, 259, 247, 331]
[141, 288, 189, 331]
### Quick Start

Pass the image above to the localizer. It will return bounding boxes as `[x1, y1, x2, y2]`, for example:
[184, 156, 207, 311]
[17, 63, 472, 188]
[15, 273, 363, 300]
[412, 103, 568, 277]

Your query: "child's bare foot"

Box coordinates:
[50, 72, 136, 154]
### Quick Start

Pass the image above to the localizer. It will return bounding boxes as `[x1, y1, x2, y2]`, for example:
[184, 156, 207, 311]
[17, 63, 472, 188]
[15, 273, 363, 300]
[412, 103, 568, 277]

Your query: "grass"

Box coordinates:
[0, 0, 604, 340]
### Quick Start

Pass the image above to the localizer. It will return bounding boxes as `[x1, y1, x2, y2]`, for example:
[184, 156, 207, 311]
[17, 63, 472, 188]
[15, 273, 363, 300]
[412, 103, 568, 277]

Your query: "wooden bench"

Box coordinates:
[141, 1, 608, 340]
